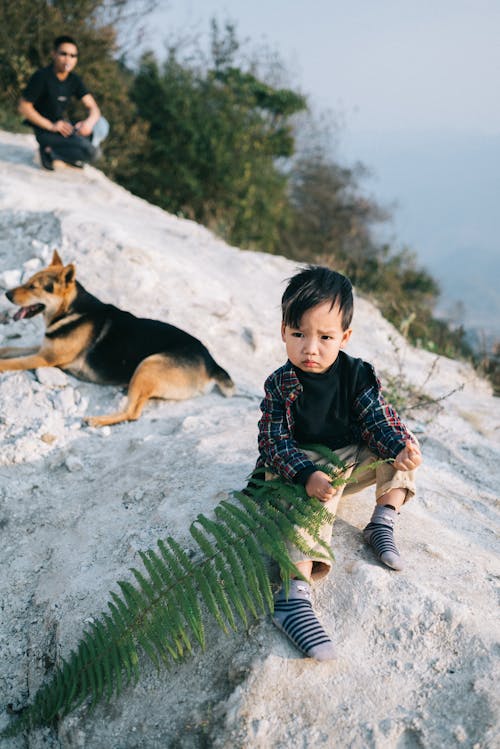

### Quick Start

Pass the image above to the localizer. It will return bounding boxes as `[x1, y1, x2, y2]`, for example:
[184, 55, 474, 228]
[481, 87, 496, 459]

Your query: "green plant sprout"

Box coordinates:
[381, 335, 467, 419]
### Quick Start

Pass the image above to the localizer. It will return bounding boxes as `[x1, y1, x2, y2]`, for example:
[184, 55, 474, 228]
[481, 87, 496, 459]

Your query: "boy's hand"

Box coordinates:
[305, 471, 336, 502]
[393, 440, 422, 471]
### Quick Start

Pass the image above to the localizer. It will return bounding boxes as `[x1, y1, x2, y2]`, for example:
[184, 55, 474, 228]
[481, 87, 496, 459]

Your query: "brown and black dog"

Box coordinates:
[0, 251, 234, 426]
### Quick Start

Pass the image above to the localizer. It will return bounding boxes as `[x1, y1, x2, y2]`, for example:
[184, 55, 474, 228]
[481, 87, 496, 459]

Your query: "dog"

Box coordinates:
[0, 251, 234, 426]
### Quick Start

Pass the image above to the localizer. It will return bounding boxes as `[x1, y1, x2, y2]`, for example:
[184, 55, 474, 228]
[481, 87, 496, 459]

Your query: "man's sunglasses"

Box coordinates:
[57, 51, 78, 58]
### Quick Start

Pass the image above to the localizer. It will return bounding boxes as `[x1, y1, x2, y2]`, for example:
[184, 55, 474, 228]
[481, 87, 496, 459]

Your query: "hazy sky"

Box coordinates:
[142, 1, 500, 332]
[144, 0, 500, 137]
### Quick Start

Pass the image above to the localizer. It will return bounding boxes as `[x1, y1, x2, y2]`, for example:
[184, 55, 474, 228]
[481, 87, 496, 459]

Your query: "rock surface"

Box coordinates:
[0, 130, 498, 748]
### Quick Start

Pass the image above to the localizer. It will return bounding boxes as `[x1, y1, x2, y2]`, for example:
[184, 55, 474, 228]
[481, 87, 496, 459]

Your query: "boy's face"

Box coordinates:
[52, 43, 79, 77]
[281, 301, 352, 374]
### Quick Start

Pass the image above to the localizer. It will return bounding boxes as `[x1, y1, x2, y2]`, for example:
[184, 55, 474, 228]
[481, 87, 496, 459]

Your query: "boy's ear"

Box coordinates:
[340, 328, 353, 348]
[281, 322, 287, 341]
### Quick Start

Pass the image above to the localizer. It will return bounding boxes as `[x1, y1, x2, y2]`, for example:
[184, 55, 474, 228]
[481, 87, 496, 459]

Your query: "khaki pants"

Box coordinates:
[267, 444, 416, 581]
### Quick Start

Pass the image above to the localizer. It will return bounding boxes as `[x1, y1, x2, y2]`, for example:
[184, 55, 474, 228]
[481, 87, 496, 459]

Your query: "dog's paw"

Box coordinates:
[83, 412, 127, 428]
[83, 415, 103, 428]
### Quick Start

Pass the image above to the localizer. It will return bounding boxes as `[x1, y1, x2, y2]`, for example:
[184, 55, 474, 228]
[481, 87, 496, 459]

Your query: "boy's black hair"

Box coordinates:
[53, 35, 78, 51]
[281, 265, 354, 331]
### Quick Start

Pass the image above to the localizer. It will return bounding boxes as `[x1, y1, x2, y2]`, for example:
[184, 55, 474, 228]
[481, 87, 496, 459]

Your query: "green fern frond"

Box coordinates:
[2, 447, 382, 738]
[300, 443, 392, 489]
[1, 478, 332, 738]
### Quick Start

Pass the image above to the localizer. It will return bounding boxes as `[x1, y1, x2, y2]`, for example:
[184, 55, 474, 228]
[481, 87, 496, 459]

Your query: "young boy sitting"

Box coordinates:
[256, 265, 422, 661]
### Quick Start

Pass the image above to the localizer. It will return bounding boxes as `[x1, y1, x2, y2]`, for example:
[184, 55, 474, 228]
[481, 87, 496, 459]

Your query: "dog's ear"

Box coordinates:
[61, 264, 76, 285]
[51, 250, 63, 266]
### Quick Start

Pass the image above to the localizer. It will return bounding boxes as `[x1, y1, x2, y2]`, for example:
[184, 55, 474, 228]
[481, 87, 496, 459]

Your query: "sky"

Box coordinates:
[139, 1, 500, 337]
[142, 0, 500, 136]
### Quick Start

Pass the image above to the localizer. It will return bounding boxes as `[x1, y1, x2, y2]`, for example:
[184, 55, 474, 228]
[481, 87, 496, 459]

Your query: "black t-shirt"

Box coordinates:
[22, 65, 88, 123]
[293, 351, 376, 451]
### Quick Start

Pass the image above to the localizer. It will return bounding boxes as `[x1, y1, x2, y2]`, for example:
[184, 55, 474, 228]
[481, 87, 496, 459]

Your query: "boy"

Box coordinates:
[19, 35, 109, 170]
[257, 265, 421, 661]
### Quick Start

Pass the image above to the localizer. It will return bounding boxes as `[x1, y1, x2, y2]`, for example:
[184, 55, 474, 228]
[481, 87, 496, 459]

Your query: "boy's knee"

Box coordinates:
[376, 483, 415, 505]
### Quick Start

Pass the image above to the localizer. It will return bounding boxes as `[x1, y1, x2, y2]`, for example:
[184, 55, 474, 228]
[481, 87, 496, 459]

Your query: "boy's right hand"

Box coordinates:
[305, 471, 336, 502]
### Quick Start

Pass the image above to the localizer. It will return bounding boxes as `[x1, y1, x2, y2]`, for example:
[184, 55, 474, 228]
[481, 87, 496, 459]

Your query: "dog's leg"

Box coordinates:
[0, 346, 40, 358]
[85, 354, 207, 427]
[84, 359, 162, 427]
[84, 386, 152, 428]
[0, 352, 54, 371]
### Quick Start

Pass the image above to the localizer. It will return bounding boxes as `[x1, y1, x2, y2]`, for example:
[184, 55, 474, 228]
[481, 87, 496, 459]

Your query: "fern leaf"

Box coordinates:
[195, 514, 249, 626]
[130, 567, 157, 603]
[109, 639, 123, 700]
[214, 504, 267, 617]
[161, 539, 206, 642]
[162, 540, 205, 649]
[190, 521, 238, 631]
[192, 563, 229, 633]
[222, 503, 275, 611]
[2, 461, 359, 738]
[62, 651, 81, 714]
[234, 493, 304, 579]
[135, 628, 162, 669]
[216, 500, 274, 611]
[155, 539, 206, 649]
[91, 620, 114, 703]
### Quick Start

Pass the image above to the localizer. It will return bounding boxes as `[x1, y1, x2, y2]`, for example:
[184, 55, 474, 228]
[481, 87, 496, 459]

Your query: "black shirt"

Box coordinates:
[293, 351, 376, 452]
[22, 65, 88, 124]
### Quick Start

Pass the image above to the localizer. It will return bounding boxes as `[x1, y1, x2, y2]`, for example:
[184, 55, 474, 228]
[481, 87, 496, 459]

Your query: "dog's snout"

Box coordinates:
[5, 289, 14, 302]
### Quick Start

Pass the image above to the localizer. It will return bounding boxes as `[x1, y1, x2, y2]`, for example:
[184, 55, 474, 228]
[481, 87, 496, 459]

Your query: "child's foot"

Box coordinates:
[363, 505, 404, 570]
[272, 579, 337, 661]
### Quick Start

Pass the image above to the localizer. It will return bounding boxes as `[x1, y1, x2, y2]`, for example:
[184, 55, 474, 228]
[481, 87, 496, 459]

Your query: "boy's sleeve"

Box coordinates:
[353, 383, 415, 459]
[258, 374, 316, 483]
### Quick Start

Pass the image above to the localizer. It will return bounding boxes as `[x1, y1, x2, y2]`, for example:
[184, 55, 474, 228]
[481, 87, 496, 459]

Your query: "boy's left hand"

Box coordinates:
[393, 440, 422, 471]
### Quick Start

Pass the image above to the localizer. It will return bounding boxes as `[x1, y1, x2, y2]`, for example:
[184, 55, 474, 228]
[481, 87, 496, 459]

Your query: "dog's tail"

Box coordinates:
[208, 358, 235, 397]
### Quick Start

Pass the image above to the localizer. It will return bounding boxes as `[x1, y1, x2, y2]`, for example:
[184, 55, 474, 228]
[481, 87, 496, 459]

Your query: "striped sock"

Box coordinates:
[272, 580, 337, 661]
[363, 505, 404, 570]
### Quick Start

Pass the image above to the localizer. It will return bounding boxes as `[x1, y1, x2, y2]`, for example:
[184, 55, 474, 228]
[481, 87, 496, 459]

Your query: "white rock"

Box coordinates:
[56, 388, 77, 415]
[65, 454, 83, 472]
[0, 269, 21, 288]
[22, 257, 42, 273]
[0, 129, 498, 749]
[36, 367, 70, 388]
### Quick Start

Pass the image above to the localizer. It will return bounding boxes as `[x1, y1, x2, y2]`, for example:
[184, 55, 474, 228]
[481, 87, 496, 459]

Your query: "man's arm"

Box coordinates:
[19, 99, 55, 132]
[18, 99, 73, 137]
[73, 93, 101, 137]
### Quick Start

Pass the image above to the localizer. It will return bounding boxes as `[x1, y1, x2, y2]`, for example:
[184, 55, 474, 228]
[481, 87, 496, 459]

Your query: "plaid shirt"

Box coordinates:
[257, 359, 413, 482]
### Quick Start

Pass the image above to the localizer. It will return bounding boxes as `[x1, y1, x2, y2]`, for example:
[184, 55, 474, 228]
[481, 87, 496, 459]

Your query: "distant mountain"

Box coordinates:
[339, 130, 500, 346]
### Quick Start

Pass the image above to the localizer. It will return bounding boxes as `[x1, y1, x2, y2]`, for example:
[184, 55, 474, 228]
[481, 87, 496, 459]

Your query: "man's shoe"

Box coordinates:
[39, 146, 54, 171]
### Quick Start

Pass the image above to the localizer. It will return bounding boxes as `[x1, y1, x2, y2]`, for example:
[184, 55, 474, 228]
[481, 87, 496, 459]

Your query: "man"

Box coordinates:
[19, 35, 109, 170]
